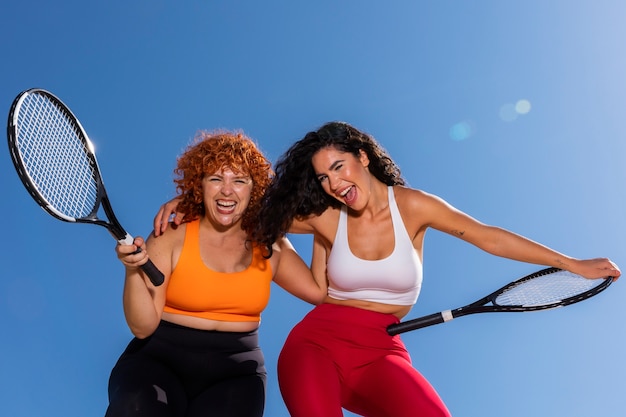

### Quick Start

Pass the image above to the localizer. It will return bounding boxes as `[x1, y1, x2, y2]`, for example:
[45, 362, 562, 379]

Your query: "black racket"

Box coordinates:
[387, 267, 612, 335]
[7, 88, 164, 286]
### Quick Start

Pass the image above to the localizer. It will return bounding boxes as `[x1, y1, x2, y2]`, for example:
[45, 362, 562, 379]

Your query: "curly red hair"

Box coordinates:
[174, 130, 273, 239]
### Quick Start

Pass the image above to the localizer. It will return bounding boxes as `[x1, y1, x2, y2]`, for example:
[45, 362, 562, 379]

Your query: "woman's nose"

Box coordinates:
[327, 174, 340, 192]
[220, 181, 234, 195]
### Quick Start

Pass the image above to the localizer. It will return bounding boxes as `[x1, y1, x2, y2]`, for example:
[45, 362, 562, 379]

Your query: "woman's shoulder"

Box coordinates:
[392, 185, 448, 214]
[393, 185, 435, 203]
[148, 220, 187, 246]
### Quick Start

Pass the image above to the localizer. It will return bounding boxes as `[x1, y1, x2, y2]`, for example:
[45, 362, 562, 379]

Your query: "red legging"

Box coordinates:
[277, 304, 451, 417]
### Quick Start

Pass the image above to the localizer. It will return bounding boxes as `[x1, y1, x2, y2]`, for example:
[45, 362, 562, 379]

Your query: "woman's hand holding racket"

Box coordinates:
[116, 236, 152, 272]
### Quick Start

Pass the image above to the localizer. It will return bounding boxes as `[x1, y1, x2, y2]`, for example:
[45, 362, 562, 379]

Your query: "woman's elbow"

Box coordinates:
[296, 289, 327, 305]
[127, 321, 159, 339]
[310, 289, 328, 305]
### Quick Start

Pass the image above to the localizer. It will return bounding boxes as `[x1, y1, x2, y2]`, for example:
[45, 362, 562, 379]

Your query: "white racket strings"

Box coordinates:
[16, 94, 98, 219]
[495, 271, 601, 307]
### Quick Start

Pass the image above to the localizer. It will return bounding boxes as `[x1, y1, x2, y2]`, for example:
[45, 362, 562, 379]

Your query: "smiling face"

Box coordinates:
[311, 146, 371, 210]
[202, 167, 253, 228]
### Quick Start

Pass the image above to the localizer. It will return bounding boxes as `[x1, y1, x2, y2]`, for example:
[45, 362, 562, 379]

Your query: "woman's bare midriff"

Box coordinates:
[162, 312, 260, 332]
[323, 296, 412, 320]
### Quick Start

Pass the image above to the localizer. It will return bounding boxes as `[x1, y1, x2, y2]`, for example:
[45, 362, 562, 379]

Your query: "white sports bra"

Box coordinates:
[326, 186, 422, 306]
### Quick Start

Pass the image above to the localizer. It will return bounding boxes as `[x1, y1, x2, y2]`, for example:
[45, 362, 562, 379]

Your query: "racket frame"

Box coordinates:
[7, 88, 164, 285]
[387, 267, 613, 335]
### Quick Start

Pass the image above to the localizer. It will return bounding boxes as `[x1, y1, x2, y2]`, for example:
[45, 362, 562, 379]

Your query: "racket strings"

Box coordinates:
[16, 94, 98, 219]
[494, 271, 602, 307]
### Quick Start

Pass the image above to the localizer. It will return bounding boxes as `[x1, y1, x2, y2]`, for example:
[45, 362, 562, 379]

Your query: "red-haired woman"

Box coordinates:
[105, 131, 326, 417]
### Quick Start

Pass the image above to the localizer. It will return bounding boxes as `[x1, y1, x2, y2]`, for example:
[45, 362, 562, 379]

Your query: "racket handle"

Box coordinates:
[141, 260, 165, 287]
[387, 311, 450, 335]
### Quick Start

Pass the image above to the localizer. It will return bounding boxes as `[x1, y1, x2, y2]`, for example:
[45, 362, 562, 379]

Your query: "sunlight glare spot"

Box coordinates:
[449, 121, 473, 141]
[499, 103, 518, 122]
[500, 99, 532, 122]
[515, 99, 531, 114]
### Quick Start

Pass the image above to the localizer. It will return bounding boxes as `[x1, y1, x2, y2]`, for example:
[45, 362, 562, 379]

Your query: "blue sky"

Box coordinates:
[2, 1, 626, 416]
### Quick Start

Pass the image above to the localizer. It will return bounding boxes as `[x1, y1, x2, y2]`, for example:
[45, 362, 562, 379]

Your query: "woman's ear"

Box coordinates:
[358, 149, 370, 168]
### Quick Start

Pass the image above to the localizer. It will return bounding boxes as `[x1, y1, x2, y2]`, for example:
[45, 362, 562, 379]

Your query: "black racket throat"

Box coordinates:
[97, 194, 129, 241]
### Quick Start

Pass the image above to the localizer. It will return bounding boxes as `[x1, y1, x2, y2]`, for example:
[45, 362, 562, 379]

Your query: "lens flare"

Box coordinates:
[515, 99, 531, 114]
[500, 99, 532, 122]
[499, 103, 518, 122]
[449, 121, 474, 141]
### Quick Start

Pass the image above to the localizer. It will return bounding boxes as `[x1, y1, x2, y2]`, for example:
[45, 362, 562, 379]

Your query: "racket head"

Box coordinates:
[490, 267, 613, 311]
[7, 88, 103, 223]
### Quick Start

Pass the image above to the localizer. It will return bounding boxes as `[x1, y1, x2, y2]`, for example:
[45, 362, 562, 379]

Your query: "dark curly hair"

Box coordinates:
[254, 121, 405, 254]
[174, 130, 273, 243]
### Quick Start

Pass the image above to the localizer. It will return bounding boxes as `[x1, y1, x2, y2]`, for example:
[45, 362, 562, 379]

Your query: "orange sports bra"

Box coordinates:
[163, 219, 273, 322]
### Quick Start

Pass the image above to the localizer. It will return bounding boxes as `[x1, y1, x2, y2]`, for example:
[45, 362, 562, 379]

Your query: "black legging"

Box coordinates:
[105, 320, 266, 417]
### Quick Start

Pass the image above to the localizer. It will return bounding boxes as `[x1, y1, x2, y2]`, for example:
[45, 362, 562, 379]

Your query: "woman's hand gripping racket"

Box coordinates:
[7, 88, 164, 286]
[387, 267, 613, 335]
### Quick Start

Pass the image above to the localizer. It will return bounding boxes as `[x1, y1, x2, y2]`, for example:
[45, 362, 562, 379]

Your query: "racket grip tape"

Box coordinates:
[387, 311, 451, 335]
[141, 260, 165, 286]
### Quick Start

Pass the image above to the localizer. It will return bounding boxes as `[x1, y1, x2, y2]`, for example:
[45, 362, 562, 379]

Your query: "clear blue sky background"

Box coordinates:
[1, 1, 625, 416]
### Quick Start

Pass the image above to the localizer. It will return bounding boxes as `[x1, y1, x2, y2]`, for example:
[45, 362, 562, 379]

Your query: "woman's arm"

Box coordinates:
[310, 234, 330, 291]
[117, 232, 173, 338]
[418, 190, 620, 279]
[271, 236, 327, 304]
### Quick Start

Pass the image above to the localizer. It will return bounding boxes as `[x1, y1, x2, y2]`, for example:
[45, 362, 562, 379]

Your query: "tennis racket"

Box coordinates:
[7, 88, 164, 286]
[387, 267, 612, 335]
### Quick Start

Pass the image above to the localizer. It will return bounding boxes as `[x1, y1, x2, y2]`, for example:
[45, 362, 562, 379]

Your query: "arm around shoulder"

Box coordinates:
[271, 236, 327, 305]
